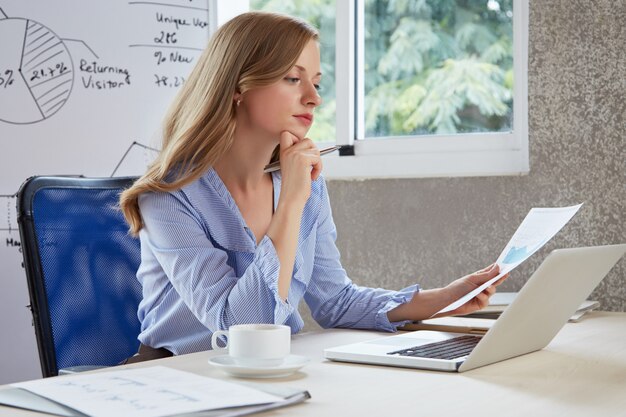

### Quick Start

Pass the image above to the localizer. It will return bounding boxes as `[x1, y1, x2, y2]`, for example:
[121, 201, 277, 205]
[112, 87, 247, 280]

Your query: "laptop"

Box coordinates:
[324, 244, 626, 372]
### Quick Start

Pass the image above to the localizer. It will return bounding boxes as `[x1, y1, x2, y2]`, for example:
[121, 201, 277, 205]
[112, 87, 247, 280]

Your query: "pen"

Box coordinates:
[263, 145, 341, 173]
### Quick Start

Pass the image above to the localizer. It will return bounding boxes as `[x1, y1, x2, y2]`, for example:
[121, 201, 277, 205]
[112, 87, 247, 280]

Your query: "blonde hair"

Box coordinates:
[120, 12, 318, 235]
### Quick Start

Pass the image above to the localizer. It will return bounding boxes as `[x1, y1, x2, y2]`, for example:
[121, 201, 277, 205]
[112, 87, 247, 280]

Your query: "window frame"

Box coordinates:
[325, 0, 529, 179]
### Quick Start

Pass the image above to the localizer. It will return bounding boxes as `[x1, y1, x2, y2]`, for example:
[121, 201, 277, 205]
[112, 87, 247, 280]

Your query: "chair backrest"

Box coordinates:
[17, 176, 142, 377]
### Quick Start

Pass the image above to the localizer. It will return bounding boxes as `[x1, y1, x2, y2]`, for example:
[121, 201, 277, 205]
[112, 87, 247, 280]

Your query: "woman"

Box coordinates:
[119, 12, 506, 362]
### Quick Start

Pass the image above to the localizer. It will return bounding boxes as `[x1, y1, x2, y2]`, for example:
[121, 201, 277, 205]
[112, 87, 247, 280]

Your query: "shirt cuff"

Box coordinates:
[374, 284, 421, 332]
[255, 235, 294, 323]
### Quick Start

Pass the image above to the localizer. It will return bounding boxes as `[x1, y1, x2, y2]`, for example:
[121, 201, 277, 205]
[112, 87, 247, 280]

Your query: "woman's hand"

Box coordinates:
[387, 263, 508, 323]
[277, 131, 322, 208]
[432, 263, 508, 318]
[266, 131, 321, 300]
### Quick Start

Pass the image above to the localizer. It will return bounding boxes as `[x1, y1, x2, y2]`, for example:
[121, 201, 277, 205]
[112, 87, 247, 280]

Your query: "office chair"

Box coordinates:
[17, 176, 142, 377]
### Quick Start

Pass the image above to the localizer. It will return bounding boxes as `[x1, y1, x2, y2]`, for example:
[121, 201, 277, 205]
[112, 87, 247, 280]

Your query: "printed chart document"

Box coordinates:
[435, 204, 583, 315]
[4, 366, 309, 417]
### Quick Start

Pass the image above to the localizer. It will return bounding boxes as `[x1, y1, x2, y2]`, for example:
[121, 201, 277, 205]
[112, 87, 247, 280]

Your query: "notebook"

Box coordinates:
[324, 244, 626, 372]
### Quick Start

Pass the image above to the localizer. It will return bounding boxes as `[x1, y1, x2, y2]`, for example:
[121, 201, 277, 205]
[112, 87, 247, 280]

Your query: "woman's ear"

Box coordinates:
[233, 93, 242, 107]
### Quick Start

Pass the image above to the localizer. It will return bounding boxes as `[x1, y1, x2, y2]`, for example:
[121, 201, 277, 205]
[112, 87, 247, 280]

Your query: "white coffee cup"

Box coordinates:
[211, 324, 291, 367]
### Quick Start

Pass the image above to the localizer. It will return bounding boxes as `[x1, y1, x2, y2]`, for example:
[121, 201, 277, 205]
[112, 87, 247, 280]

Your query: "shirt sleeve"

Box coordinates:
[138, 191, 294, 332]
[303, 178, 420, 332]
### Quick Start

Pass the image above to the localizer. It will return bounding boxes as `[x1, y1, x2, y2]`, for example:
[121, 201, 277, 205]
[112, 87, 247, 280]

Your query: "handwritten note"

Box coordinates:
[13, 366, 283, 417]
[127, 0, 208, 89]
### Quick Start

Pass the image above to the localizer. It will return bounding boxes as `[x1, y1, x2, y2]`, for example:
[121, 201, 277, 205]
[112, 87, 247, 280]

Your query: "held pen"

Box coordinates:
[263, 145, 341, 173]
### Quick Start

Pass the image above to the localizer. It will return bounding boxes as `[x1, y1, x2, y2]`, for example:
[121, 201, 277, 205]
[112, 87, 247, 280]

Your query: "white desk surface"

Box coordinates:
[2, 311, 625, 417]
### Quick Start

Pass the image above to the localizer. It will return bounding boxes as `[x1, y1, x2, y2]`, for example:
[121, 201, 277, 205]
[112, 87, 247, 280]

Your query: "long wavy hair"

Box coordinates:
[120, 12, 318, 235]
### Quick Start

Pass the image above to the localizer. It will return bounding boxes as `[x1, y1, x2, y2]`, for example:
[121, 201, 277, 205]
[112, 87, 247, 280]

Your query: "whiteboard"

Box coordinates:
[0, 0, 212, 383]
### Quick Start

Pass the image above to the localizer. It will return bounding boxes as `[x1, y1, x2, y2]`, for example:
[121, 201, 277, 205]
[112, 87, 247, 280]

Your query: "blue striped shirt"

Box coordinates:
[136, 168, 418, 354]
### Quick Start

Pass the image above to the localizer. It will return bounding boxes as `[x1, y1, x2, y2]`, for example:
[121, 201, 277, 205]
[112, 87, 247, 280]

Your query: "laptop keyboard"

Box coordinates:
[387, 335, 481, 360]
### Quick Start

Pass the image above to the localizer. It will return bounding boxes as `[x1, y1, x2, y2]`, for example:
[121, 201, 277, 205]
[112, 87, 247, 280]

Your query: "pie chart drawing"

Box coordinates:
[0, 11, 74, 124]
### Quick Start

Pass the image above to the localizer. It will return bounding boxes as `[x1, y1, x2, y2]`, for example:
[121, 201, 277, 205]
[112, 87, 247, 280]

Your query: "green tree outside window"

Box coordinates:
[251, 0, 513, 140]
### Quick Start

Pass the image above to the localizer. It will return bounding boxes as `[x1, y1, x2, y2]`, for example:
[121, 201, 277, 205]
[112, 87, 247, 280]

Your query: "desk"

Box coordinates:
[2, 311, 625, 416]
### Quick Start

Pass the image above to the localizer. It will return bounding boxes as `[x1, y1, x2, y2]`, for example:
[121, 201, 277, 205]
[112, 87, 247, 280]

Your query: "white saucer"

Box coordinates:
[208, 354, 309, 378]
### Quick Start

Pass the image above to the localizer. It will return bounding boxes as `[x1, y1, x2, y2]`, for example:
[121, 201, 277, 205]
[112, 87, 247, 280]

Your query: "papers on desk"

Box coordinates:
[402, 297, 599, 333]
[435, 204, 583, 315]
[3, 366, 310, 417]
[400, 316, 496, 334]
[461, 292, 599, 321]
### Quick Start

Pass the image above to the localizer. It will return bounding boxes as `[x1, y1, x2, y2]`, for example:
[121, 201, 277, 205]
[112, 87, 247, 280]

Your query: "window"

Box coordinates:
[232, 0, 528, 178]
[364, 1, 514, 138]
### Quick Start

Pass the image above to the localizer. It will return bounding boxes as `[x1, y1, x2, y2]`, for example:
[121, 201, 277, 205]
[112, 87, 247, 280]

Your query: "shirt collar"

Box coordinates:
[179, 168, 281, 253]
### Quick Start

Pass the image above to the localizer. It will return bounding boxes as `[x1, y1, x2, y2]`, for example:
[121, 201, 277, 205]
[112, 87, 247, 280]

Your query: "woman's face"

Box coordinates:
[240, 39, 322, 141]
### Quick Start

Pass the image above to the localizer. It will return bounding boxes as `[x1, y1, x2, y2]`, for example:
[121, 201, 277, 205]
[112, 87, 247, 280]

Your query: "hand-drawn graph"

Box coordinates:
[0, 7, 74, 124]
